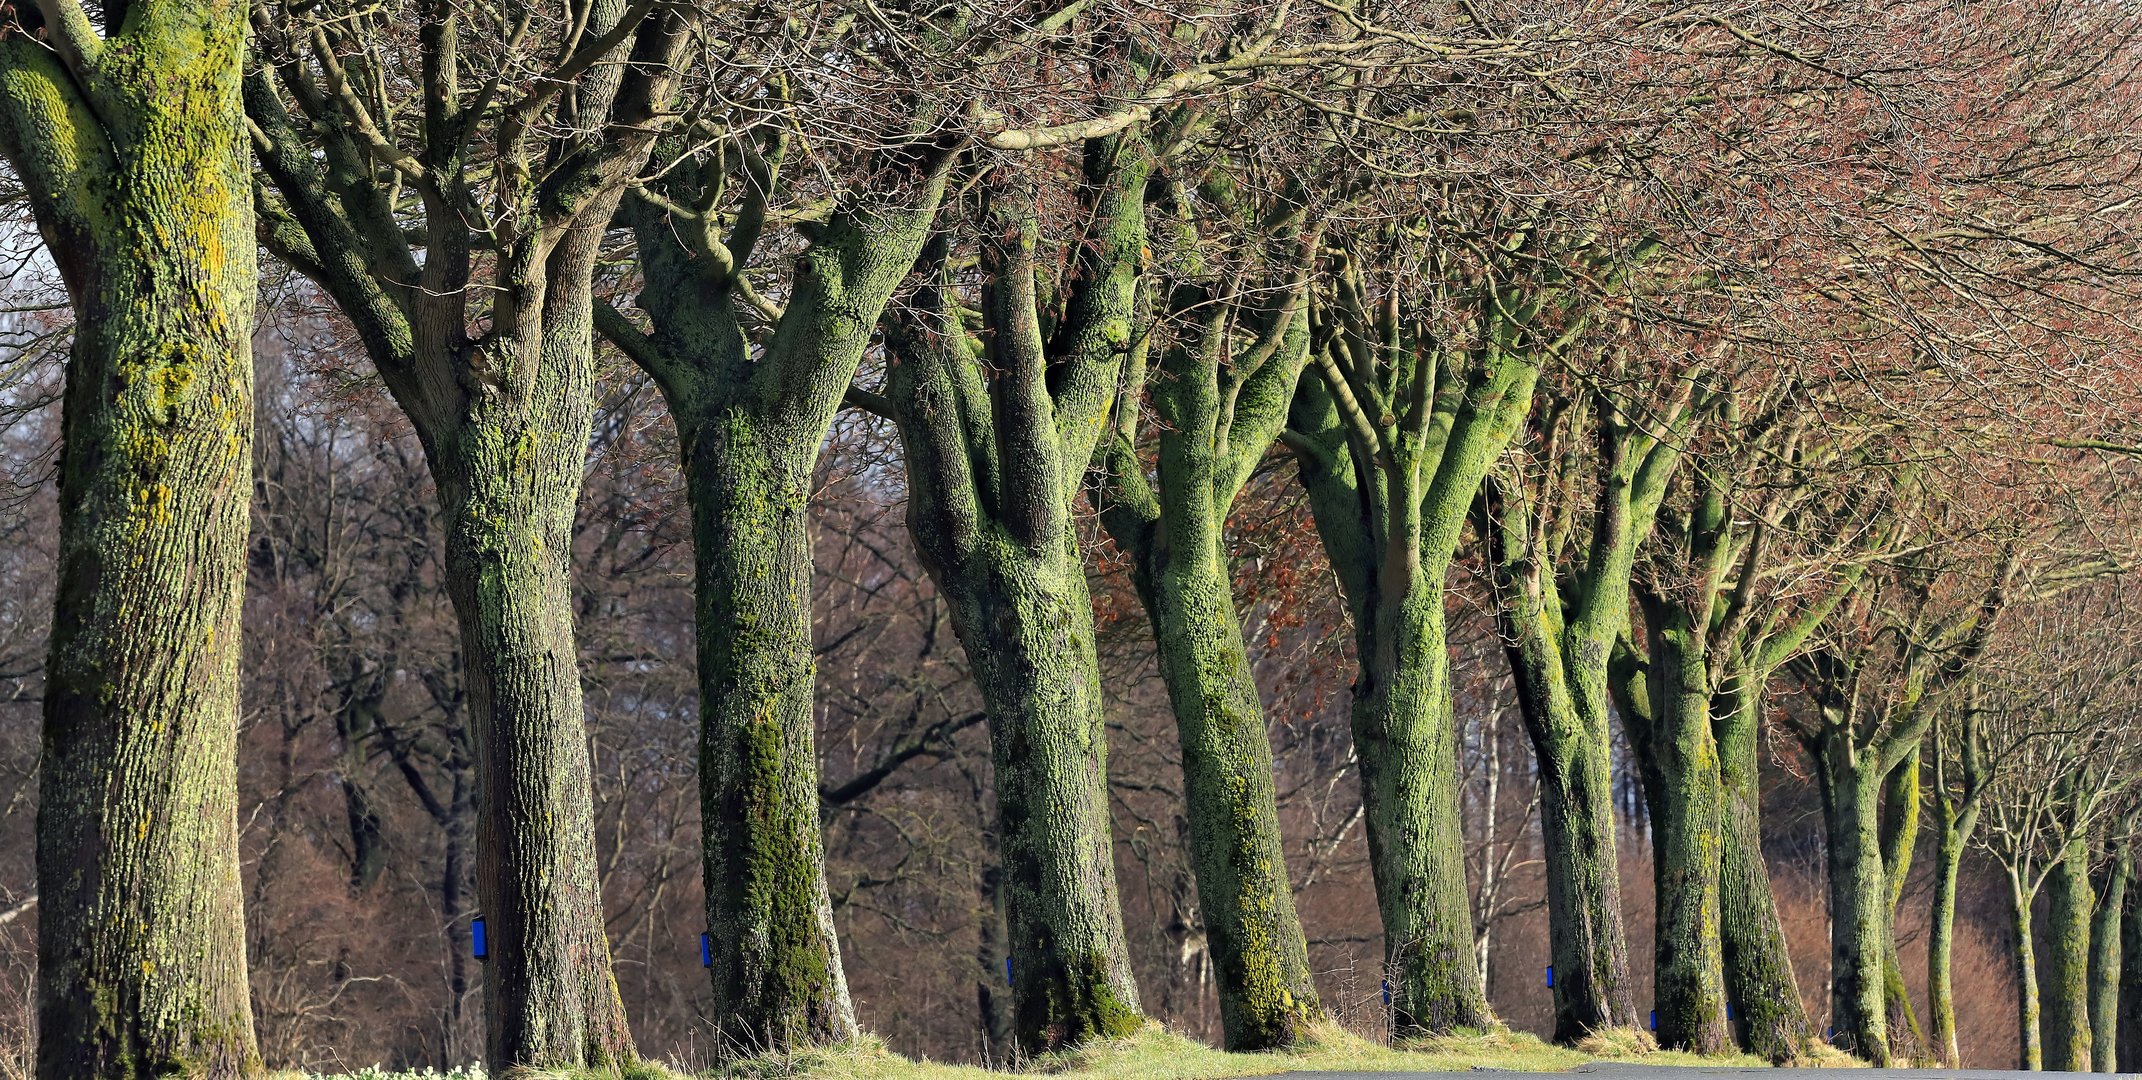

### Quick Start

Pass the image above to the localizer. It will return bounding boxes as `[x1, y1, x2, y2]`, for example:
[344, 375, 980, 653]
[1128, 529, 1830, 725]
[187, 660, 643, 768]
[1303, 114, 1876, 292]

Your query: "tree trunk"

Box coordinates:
[924, 528, 1144, 1053]
[0, 4, 263, 1072]
[1500, 601, 1635, 1043]
[1100, 308, 1325, 1049]
[2013, 874, 2044, 1070]
[2119, 884, 2142, 1072]
[1818, 735, 1891, 1064]
[614, 160, 950, 1055]
[1713, 680, 1808, 1062]
[1356, 587, 1493, 1037]
[1878, 751, 1925, 1065]
[2090, 850, 2128, 1072]
[976, 811, 1015, 1065]
[2044, 836, 2096, 1071]
[1927, 805, 1970, 1066]
[1117, 524, 1322, 1049]
[680, 415, 857, 1053]
[1641, 609, 1730, 1054]
[432, 391, 634, 1071]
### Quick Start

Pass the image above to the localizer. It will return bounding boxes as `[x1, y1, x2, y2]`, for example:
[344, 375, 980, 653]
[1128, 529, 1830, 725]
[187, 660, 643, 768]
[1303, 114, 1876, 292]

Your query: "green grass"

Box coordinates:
[295, 1021, 1785, 1080]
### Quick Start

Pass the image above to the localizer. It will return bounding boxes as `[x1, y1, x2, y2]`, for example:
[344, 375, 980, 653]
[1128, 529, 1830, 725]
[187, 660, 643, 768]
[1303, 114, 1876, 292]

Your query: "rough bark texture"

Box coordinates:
[247, 0, 689, 1062]
[1818, 734, 1892, 1064]
[2011, 875, 2043, 1070]
[432, 300, 635, 1072]
[1634, 606, 1730, 1055]
[942, 529, 1147, 1052]
[1490, 500, 1634, 1044]
[2120, 886, 2142, 1072]
[609, 156, 950, 1053]
[2089, 850, 2128, 1072]
[1502, 617, 1633, 1043]
[1099, 293, 1324, 1050]
[1714, 683, 1809, 1062]
[2043, 835, 2096, 1072]
[1288, 334, 1537, 1037]
[1878, 751, 1926, 1064]
[1926, 802, 1973, 1066]
[887, 154, 1150, 1053]
[0, 0, 262, 1073]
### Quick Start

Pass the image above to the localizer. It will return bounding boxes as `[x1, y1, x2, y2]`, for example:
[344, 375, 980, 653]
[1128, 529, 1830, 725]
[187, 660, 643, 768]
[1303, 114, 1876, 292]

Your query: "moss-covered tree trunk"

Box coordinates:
[1098, 262, 1324, 1050]
[2089, 849, 2128, 1072]
[2119, 885, 2142, 1072]
[1491, 510, 1634, 1044]
[2012, 873, 2044, 1070]
[1349, 569, 1488, 1036]
[1926, 795, 1975, 1066]
[430, 329, 634, 1071]
[677, 423, 857, 1051]
[932, 528, 1146, 1051]
[1817, 733, 1892, 1064]
[1633, 605, 1730, 1055]
[1288, 335, 1537, 1038]
[1878, 751, 1925, 1064]
[887, 157, 1150, 1054]
[0, 0, 261, 1072]
[1713, 682, 1809, 1062]
[2043, 834, 2096, 1071]
[605, 148, 951, 1053]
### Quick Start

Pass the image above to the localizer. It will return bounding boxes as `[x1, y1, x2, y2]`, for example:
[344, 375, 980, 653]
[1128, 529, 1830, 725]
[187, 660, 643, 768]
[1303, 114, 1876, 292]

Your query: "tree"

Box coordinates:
[1093, 167, 1326, 1049]
[881, 152, 1153, 1054]
[1483, 346, 1694, 1046]
[0, 0, 262, 1070]
[599, 90, 956, 1053]
[1975, 610, 2140, 1070]
[1283, 222, 1572, 1034]
[245, 0, 694, 1065]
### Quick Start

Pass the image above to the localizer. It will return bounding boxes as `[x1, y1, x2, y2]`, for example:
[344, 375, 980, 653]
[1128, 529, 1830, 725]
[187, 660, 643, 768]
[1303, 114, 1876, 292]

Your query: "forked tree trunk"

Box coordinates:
[0, 3, 262, 1074]
[1501, 606, 1635, 1043]
[1927, 806, 1971, 1066]
[614, 169, 949, 1051]
[1878, 752, 1925, 1064]
[1100, 293, 1324, 1051]
[2012, 875, 2044, 1071]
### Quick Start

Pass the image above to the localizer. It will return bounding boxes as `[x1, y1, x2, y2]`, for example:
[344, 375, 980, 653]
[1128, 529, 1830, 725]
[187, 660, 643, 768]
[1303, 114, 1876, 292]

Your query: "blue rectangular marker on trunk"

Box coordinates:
[701, 932, 711, 968]
[471, 916, 487, 960]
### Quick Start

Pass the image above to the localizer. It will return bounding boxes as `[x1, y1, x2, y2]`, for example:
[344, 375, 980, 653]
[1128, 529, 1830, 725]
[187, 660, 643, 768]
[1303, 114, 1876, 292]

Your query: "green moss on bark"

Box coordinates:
[0, 0, 263, 1074]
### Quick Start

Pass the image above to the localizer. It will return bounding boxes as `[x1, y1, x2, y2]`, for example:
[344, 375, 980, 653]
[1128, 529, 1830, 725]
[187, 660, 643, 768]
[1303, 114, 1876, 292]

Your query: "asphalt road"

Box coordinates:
[1276, 1066, 2122, 1079]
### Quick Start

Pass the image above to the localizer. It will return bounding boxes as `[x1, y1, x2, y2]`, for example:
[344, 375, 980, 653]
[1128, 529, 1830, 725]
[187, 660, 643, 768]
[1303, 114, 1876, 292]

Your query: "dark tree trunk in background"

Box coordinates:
[1817, 733, 1892, 1065]
[0, 0, 263, 1072]
[1631, 601, 1730, 1055]
[2119, 885, 2142, 1072]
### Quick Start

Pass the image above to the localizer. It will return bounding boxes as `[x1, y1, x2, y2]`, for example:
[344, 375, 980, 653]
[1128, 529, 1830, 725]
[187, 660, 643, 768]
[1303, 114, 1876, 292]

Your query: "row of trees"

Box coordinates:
[3, 0, 2142, 1076]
